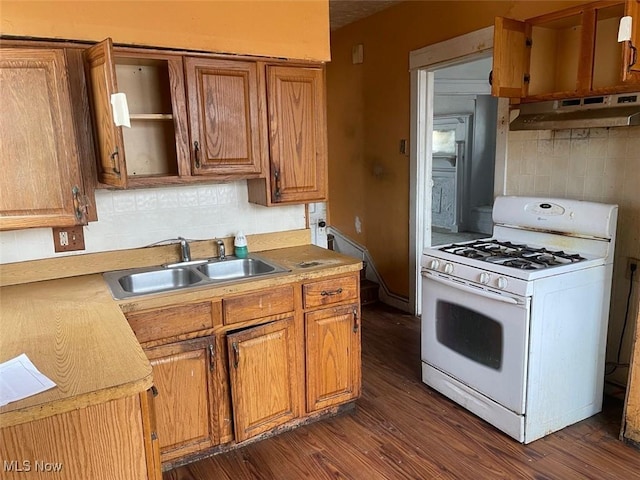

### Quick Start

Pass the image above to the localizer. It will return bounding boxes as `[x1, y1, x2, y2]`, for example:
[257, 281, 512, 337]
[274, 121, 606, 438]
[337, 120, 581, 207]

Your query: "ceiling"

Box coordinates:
[329, 0, 403, 30]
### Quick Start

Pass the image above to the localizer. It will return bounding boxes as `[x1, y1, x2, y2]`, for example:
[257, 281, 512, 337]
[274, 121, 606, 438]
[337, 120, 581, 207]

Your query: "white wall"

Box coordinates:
[0, 181, 306, 264]
[506, 125, 640, 387]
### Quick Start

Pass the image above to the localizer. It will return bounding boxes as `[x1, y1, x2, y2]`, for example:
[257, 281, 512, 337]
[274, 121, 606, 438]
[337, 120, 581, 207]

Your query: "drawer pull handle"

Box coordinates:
[321, 288, 343, 297]
[353, 308, 359, 333]
[150, 385, 159, 397]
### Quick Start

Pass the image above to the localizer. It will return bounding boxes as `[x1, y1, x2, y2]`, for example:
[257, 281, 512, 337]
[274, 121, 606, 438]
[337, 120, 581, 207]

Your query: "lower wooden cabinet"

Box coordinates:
[0, 392, 159, 480]
[126, 271, 360, 467]
[145, 336, 224, 462]
[305, 303, 361, 412]
[227, 317, 300, 442]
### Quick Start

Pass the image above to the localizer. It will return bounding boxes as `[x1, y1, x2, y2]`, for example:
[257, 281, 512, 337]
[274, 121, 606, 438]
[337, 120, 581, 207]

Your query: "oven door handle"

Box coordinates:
[422, 271, 522, 305]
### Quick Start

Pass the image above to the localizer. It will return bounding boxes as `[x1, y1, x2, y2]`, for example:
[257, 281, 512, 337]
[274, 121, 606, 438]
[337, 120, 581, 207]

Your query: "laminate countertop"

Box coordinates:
[0, 244, 360, 428]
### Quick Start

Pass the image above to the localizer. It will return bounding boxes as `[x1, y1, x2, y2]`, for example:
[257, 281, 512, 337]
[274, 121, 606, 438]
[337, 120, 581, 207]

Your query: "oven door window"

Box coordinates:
[436, 301, 502, 370]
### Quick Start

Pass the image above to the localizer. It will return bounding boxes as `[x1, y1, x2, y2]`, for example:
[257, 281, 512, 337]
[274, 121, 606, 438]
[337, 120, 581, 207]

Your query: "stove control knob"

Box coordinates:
[429, 260, 440, 270]
[479, 272, 491, 285]
[444, 263, 454, 274]
[497, 277, 508, 290]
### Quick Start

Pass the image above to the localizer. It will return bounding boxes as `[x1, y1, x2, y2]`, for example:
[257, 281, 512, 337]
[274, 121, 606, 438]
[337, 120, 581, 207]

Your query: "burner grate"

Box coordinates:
[439, 239, 586, 270]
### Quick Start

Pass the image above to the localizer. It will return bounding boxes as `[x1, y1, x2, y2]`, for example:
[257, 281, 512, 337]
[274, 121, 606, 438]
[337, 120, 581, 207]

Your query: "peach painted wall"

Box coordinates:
[0, 0, 330, 60]
[327, 1, 589, 297]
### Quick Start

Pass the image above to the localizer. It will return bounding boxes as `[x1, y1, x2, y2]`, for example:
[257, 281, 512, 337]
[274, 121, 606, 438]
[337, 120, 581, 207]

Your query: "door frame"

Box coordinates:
[408, 26, 510, 315]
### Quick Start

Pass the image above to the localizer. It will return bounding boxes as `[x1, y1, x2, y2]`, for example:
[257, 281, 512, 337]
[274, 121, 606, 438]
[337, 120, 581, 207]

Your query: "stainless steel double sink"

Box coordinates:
[103, 254, 289, 300]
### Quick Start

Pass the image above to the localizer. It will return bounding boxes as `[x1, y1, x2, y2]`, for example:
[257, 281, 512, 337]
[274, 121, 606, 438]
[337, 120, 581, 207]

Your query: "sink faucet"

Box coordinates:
[178, 237, 191, 262]
[216, 240, 226, 260]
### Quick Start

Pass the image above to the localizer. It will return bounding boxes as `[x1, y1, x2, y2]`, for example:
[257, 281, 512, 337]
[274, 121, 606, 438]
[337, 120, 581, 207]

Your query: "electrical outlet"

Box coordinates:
[626, 257, 639, 282]
[53, 226, 85, 253]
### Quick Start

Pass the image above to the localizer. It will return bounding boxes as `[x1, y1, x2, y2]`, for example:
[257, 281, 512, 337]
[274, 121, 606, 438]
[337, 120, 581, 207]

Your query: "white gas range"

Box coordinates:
[420, 196, 618, 443]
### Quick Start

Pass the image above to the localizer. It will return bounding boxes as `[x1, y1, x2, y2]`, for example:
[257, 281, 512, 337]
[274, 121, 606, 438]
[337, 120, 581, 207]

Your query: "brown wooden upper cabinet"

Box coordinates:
[84, 39, 264, 188]
[247, 65, 328, 206]
[492, 0, 640, 101]
[84, 39, 190, 188]
[184, 58, 264, 177]
[0, 48, 87, 230]
[625, 0, 640, 79]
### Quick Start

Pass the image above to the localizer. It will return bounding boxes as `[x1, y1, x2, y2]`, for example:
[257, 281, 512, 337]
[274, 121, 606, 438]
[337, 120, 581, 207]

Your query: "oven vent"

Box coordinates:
[510, 93, 640, 130]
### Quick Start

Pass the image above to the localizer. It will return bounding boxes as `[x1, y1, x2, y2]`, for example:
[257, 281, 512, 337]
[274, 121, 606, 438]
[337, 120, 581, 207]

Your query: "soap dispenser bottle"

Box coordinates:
[234, 231, 248, 258]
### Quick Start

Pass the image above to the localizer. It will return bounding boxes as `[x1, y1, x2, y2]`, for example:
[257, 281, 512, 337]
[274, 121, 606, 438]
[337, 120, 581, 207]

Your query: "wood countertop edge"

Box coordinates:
[0, 245, 361, 428]
[0, 372, 154, 429]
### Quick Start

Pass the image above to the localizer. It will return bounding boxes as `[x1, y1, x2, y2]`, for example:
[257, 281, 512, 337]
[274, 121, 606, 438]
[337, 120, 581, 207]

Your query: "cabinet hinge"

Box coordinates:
[524, 74, 531, 84]
[71, 186, 88, 222]
[274, 168, 282, 200]
[208, 343, 216, 371]
[525, 37, 532, 48]
[232, 342, 240, 369]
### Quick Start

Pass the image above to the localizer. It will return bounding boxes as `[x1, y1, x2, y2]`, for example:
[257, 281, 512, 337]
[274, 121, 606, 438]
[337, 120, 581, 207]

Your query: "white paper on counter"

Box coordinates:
[0, 353, 56, 407]
[110, 92, 131, 128]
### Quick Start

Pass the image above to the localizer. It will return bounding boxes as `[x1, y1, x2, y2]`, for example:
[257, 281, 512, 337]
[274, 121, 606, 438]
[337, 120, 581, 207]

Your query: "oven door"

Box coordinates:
[421, 270, 530, 414]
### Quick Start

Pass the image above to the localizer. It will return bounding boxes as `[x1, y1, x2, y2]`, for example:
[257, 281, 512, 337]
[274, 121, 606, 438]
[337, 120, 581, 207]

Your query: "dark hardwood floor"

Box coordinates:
[164, 303, 640, 480]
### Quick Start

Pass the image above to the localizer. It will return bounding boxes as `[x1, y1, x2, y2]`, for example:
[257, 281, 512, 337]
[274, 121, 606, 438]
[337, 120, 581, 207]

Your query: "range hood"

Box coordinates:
[510, 92, 640, 130]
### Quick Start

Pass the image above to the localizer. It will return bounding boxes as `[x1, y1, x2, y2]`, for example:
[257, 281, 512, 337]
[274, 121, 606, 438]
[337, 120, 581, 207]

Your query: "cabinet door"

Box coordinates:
[266, 65, 327, 203]
[227, 318, 300, 442]
[184, 57, 263, 177]
[305, 304, 361, 412]
[84, 38, 128, 188]
[491, 17, 532, 98]
[623, 0, 640, 81]
[0, 48, 86, 230]
[145, 336, 219, 462]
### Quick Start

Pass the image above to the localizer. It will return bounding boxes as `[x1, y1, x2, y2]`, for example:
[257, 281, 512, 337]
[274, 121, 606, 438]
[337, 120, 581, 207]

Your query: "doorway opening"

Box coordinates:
[431, 57, 496, 247]
[408, 26, 509, 315]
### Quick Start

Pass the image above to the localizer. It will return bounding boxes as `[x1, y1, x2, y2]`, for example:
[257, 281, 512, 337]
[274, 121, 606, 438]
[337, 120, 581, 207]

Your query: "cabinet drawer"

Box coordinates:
[126, 302, 219, 344]
[223, 285, 294, 325]
[303, 275, 358, 309]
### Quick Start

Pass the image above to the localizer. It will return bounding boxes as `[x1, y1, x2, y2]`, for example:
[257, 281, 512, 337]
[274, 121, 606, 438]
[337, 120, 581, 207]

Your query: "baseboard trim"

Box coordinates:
[327, 227, 412, 313]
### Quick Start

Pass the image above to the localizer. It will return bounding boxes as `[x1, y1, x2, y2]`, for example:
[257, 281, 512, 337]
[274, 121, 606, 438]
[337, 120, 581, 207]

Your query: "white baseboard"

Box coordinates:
[327, 227, 412, 313]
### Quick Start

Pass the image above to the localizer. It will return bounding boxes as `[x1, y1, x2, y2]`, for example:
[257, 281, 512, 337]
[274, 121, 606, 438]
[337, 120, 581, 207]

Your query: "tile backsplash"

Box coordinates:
[506, 126, 639, 206]
[0, 181, 305, 264]
[507, 125, 640, 386]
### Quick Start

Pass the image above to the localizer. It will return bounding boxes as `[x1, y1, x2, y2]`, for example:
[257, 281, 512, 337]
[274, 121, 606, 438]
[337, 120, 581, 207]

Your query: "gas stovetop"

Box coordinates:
[438, 240, 586, 270]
